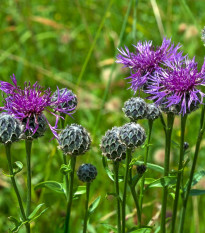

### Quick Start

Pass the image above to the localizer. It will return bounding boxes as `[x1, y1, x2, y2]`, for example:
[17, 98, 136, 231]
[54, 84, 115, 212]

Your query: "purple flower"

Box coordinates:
[0, 74, 76, 137]
[116, 38, 183, 92]
[146, 58, 205, 115]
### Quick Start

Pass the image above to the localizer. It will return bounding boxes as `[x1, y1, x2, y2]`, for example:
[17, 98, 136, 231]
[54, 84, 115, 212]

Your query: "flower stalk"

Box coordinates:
[60, 117, 69, 199]
[5, 143, 30, 233]
[113, 161, 121, 233]
[25, 139, 33, 217]
[160, 113, 174, 233]
[64, 156, 76, 233]
[83, 182, 91, 233]
[170, 114, 187, 233]
[139, 119, 153, 224]
[122, 148, 132, 233]
[179, 105, 205, 233]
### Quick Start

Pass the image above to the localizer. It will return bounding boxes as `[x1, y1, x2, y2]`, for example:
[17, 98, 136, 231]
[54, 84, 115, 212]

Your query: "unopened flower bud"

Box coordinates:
[122, 97, 147, 121]
[0, 114, 23, 144]
[52, 88, 77, 110]
[119, 123, 146, 148]
[58, 124, 91, 155]
[146, 103, 160, 120]
[137, 164, 147, 175]
[77, 164, 97, 183]
[22, 115, 47, 140]
[184, 142, 189, 151]
[100, 127, 126, 161]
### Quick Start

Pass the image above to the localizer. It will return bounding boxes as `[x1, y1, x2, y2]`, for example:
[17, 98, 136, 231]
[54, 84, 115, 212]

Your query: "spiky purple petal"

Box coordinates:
[146, 58, 205, 115]
[116, 38, 184, 92]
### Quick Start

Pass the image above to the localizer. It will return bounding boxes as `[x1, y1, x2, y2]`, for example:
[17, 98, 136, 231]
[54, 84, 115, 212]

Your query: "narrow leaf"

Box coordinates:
[73, 186, 86, 197]
[102, 157, 114, 181]
[28, 208, 48, 222]
[13, 161, 23, 175]
[134, 161, 164, 173]
[100, 223, 118, 233]
[28, 203, 45, 220]
[184, 170, 205, 191]
[88, 196, 101, 217]
[8, 216, 24, 232]
[2, 169, 13, 177]
[129, 228, 152, 233]
[35, 181, 65, 194]
[189, 189, 205, 196]
[146, 176, 177, 190]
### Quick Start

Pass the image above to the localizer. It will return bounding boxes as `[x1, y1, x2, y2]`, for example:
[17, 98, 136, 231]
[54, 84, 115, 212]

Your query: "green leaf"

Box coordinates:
[28, 208, 48, 222]
[146, 176, 177, 190]
[13, 161, 23, 175]
[8, 216, 24, 232]
[102, 157, 123, 182]
[2, 169, 13, 177]
[60, 163, 71, 175]
[28, 203, 45, 220]
[35, 181, 65, 194]
[189, 189, 205, 196]
[73, 186, 86, 197]
[134, 161, 164, 173]
[28, 203, 47, 222]
[100, 223, 117, 232]
[144, 178, 155, 185]
[128, 228, 152, 233]
[88, 196, 101, 217]
[184, 170, 205, 191]
[102, 157, 115, 181]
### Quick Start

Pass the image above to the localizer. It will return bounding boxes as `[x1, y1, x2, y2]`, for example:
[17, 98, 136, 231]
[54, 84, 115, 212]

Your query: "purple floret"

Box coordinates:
[146, 57, 205, 115]
[116, 38, 184, 92]
[0, 74, 76, 138]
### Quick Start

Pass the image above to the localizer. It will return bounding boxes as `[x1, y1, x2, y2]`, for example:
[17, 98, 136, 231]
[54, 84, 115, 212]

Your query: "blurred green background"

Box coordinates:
[0, 0, 205, 232]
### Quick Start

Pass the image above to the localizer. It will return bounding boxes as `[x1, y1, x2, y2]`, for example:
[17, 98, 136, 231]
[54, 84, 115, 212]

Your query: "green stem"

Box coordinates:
[170, 114, 187, 233]
[160, 113, 174, 233]
[63, 154, 69, 199]
[25, 139, 33, 218]
[139, 120, 153, 225]
[64, 156, 76, 233]
[83, 182, 90, 233]
[60, 116, 69, 199]
[113, 162, 121, 233]
[122, 149, 132, 233]
[5, 143, 30, 233]
[179, 105, 205, 233]
[130, 185, 141, 227]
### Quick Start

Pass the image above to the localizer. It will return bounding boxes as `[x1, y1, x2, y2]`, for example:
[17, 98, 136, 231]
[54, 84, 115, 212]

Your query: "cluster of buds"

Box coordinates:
[123, 97, 161, 121]
[100, 122, 146, 161]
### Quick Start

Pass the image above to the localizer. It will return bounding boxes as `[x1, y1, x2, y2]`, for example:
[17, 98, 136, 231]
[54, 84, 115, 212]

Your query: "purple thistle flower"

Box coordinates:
[146, 57, 205, 115]
[0, 74, 76, 138]
[116, 38, 184, 92]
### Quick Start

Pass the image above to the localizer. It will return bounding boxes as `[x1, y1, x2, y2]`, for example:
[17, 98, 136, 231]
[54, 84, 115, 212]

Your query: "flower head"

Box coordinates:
[116, 38, 183, 92]
[0, 74, 76, 137]
[146, 58, 205, 115]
